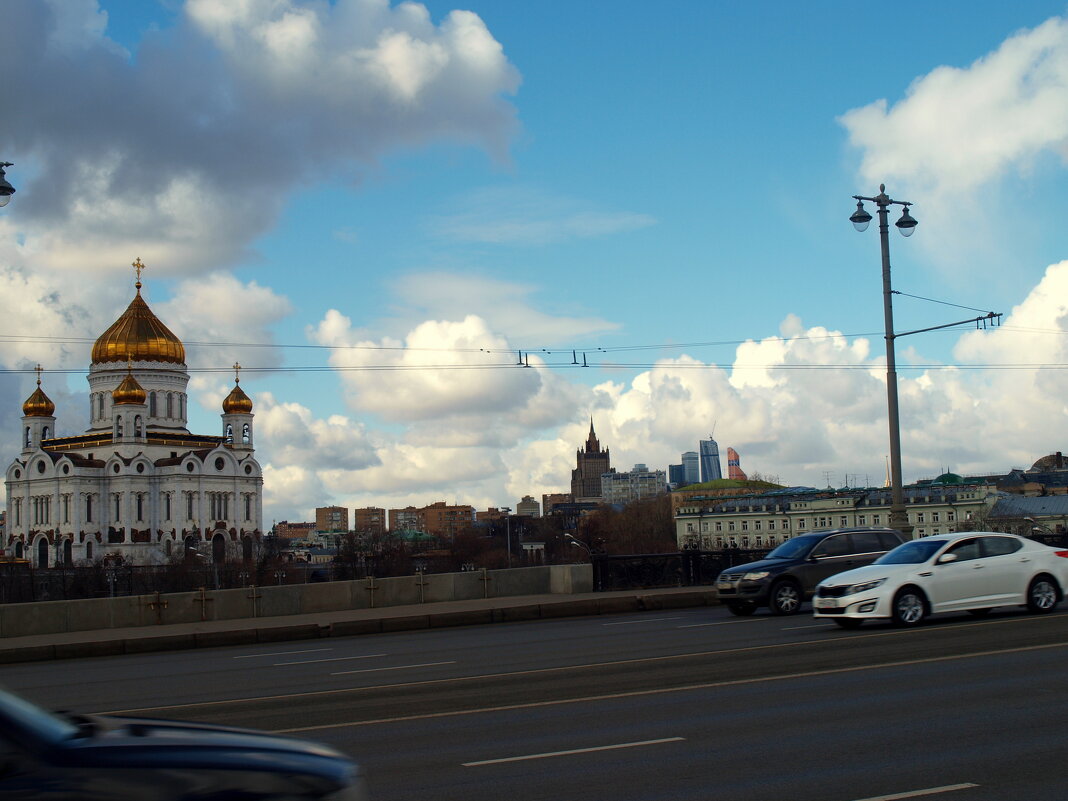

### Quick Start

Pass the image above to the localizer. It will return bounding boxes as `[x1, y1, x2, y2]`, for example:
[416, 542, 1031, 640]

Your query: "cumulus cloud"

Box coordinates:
[1, 0, 520, 275]
[428, 186, 656, 245]
[839, 15, 1068, 269]
[311, 309, 547, 421]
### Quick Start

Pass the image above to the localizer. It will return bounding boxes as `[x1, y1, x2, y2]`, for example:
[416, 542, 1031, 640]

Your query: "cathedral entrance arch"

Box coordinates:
[63, 539, 72, 566]
[212, 532, 226, 564]
[242, 536, 253, 563]
[14, 541, 23, 559]
[37, 538, 48, 568]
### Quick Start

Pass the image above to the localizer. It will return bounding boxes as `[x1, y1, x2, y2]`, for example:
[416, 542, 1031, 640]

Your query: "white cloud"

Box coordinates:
[428, 186, 656, 245]
[311, 309, 548, 421]
[839, 16, 1068, 270]
[1, 0, 519, 276]
[158, 272, 293, 378]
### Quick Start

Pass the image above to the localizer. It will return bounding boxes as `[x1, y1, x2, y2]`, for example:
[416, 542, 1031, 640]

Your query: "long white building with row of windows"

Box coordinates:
[4, 264, 264, 567]
[675, 476, 997, 549]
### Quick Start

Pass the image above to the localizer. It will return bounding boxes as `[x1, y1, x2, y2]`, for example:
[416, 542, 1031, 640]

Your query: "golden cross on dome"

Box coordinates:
[233, 362, 241, 383]
[133, 257, 145, 287]
[34, 363, 42, 386]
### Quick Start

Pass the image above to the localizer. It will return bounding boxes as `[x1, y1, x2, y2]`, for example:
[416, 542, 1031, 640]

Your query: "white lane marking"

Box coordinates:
[233, 648, 334, 659]
[852, 783, 979, 801]
[603, 617, 682, 626]
[273, 640, 1068, 732]
[462, 737, 685, 767]
[781, 624, 828, 630]
[99, 614, 1068, 716]
[331, 660, 456, 676]
[678, 619, 773, 628]
[274, 653, 387, 666]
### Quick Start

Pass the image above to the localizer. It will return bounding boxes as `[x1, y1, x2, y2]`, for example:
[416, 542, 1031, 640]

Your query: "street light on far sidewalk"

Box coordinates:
[850, 184, 917, 538]
[564, 533, 592, 557]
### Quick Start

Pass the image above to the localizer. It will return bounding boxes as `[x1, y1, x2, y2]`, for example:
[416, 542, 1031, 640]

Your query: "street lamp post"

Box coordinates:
[500, 507, 512, 569]
[850, 185, 917, 538]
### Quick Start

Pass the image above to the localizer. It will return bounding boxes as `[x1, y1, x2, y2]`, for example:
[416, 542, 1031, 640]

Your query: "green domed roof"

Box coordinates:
[932, 472, 963, 485]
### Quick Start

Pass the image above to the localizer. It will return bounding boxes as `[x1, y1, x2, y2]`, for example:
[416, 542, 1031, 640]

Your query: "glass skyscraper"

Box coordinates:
[700, 438, 723, 483]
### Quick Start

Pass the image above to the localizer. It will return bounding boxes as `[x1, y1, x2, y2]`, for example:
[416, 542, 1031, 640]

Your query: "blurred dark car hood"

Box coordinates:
[52, 714, 351, 780]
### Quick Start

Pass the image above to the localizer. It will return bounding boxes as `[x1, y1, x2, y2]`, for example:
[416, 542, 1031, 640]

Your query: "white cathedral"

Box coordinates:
[4, 261, 264, 567]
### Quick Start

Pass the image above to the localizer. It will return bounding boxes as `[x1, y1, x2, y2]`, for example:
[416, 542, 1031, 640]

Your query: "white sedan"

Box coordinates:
[812, 531, 1068, 628]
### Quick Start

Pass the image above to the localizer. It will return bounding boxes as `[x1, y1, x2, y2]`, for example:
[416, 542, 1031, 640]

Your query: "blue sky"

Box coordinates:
[4, 0, 1068, 523]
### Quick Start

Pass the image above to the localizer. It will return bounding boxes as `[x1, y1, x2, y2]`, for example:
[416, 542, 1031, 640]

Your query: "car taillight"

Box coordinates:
[1055, 551, 1068, 558]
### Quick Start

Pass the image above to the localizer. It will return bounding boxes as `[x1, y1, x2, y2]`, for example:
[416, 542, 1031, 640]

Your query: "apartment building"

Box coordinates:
[675, 483, 998, 550]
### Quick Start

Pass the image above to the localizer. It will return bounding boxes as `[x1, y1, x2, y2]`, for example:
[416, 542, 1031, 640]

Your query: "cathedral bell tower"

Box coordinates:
[111, 360, 148, 443]
[221, 363, 254, 451]
[21, 365, 56, 453]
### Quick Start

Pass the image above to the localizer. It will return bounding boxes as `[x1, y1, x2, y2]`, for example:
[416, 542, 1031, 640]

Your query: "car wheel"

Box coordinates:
[725, 601, 757, 617]
[769, 580, 802, 615]
[1026, 575, 1060, 614]
[891, 587, 926, 627]
[967, 608, 992, 618]
[833, 618, 863, 629]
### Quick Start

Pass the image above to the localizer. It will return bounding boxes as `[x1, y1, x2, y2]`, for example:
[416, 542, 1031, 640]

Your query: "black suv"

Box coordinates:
[715, 527, 904, 616]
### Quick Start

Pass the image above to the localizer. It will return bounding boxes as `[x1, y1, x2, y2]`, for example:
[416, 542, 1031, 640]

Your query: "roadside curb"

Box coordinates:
[0, 589, 720, 664]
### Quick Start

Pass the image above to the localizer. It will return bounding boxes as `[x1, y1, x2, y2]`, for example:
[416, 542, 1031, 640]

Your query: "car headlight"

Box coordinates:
[846, 578, 886, 595]
[742, 571, 770, 581]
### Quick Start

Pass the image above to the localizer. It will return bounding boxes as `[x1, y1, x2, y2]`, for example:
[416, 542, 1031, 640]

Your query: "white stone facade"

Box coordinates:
[4, 282, 263, 567]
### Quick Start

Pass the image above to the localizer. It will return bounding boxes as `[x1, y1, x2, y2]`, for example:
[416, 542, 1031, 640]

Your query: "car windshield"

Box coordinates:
[764, 536, 817, 560]
[874, 539, 946, 565]
[0, 688, 80, 743]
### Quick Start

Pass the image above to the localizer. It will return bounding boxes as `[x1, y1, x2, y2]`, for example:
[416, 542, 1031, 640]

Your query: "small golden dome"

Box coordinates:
[223, 384, 253, 414]
[23, 376, 55, 417]
[91, 264, 185, 365]
[112, 372, 147, 405]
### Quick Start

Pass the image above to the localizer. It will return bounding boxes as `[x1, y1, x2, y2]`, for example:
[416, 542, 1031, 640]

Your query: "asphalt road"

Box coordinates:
[5, 604, 1068, 800]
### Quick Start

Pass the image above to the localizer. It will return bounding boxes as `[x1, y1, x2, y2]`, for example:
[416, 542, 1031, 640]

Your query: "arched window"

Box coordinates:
[134, 416, 143, 437]
[24, 427, 30, 447]
[98, 393, 104, 418]
[166, 393, 173, 418]
[136, 494, 144, 522]
[42, 426, 50, 439]
[63, 539, 72, 567]
[115, 418, 123, 438]
[212, 532, 226, 564]
[15, 541, 23, 559]
[86, 495, 93, 522]
[225, 424, 234, 444]
[37, 538, 48, 569]
[179, 395, 185, 419]
[86, 541, 93, 561]
[149, 391, 157, 416]
[242, 423, 251, 444]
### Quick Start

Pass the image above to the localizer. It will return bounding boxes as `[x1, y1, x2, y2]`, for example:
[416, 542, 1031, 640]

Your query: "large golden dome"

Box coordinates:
[91, 276, 185, 365]
[23, 380, 55, 417]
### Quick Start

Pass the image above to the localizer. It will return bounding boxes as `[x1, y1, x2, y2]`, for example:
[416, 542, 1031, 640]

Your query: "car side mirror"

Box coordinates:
[937, 553, 958, 564]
